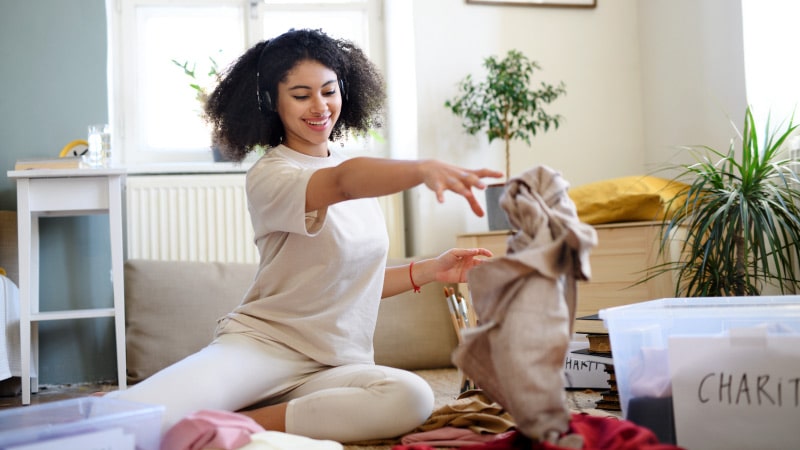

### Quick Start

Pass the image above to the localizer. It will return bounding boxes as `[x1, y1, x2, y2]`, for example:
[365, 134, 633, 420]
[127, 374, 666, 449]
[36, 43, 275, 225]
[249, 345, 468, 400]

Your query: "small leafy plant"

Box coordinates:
[445, 49, 566, 178]
[172, 53, 232, 160]
[171, 53, 221, 106]
[653, 107, 800, 297]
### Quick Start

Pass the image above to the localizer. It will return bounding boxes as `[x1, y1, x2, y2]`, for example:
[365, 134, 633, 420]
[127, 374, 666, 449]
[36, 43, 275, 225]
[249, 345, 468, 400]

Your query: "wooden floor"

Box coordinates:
[0, 377, 620, 450]
[0, 378, 117, 410]
[0, 377, 618, 415]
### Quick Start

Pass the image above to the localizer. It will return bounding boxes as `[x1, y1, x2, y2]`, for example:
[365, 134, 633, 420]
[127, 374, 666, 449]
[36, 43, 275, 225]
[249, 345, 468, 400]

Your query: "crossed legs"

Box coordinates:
[107, 333, 433, 442]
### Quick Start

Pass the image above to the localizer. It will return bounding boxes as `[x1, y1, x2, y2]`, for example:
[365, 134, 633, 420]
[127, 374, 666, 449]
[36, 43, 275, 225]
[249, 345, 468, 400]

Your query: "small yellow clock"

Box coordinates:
[59, 139, 89, 157]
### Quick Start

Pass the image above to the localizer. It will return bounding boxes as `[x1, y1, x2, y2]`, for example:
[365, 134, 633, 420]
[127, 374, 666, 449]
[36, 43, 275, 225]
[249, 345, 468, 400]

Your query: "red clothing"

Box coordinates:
[392, 413, 685, 450]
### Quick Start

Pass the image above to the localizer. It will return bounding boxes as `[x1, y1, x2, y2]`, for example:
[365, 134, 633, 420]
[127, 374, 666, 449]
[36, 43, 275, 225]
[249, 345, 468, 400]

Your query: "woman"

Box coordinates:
[110, 29, 502, 443]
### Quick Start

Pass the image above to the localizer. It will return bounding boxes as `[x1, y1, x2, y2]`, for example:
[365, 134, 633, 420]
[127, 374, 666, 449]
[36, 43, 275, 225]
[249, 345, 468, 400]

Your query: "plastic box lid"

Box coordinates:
[599, 295, 800, 417]
[0, 397, 164, 450]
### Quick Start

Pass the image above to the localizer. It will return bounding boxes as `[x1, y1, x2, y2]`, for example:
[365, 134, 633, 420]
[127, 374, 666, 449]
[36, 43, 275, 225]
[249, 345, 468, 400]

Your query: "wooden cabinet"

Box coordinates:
[456, 221, 676, 334]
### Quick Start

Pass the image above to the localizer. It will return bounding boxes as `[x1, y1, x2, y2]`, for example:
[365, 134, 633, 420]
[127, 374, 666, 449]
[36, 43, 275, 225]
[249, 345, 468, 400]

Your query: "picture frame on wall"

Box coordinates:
[467, 0, 596, 7]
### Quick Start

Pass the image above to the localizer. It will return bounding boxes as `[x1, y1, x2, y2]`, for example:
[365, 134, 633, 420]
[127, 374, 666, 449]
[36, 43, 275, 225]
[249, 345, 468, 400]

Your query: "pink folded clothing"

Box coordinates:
[161, 409, 266, 450]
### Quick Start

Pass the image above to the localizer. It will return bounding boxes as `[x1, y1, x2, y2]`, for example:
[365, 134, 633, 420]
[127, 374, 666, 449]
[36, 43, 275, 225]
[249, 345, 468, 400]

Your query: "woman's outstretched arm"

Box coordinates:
[306, 157, 503, 216]
[381, 248, 493, 299]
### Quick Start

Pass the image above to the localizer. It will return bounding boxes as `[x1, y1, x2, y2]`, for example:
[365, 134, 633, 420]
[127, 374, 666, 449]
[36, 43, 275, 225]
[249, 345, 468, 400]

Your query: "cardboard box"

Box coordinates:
[600, 296, 800, 449]
[0, 397, 164, 450]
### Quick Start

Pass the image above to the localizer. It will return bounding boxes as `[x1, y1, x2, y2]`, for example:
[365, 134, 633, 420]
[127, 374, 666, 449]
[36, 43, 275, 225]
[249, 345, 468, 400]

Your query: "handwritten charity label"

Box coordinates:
[565, 358, 604, 372]
[695, 371, 799, 407]
[668, 333, 800, 450]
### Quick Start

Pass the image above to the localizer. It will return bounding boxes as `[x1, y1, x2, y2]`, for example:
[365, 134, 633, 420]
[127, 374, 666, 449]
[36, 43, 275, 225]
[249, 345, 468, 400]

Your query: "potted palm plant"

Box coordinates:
[445, 49, 566, 230]
[652, 107, 800, 297]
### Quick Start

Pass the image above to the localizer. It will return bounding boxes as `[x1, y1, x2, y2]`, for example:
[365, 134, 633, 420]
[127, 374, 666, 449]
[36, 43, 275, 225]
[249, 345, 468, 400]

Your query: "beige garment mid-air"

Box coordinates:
[453, 166, 597, 441]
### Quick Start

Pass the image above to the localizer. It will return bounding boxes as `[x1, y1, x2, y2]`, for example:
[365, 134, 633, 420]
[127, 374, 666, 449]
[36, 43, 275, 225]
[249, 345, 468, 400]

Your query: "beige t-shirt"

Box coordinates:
[218, 145, 389, 366]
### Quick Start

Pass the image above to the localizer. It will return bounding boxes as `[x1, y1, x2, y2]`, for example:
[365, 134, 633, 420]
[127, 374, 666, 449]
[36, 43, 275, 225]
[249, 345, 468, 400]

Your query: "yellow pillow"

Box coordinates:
[568, 175, 688, 225]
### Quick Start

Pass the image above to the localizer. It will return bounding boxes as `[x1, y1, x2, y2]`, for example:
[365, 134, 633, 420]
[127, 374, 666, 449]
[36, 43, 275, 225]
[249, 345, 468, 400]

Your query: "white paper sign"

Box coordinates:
[565, 339, 611, 389]
[565, 354, 609, 389]
[668, 332, 800, 450]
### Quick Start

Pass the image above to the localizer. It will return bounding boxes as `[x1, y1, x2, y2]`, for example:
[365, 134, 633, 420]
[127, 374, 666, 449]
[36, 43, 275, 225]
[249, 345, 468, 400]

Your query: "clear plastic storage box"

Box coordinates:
[600, 296, 800, 447]
[0, 397, 164, 450]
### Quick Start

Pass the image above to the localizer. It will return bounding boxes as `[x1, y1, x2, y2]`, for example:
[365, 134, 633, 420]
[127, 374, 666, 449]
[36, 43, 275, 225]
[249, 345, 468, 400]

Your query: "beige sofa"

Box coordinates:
[123, 258, 461, 384]
[123, 258, 465, 449]
[123, 258, 618, 450]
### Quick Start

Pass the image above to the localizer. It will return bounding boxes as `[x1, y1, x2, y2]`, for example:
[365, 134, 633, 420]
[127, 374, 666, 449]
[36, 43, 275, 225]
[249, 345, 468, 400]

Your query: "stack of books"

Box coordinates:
[14, 157, 82, 170]
[570, 315, 620, 411]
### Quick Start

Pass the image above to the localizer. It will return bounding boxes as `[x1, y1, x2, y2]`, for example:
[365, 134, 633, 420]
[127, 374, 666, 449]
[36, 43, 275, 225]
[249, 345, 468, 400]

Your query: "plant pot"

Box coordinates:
[485, 183, 511, 231]
[211, 146, 231, 162]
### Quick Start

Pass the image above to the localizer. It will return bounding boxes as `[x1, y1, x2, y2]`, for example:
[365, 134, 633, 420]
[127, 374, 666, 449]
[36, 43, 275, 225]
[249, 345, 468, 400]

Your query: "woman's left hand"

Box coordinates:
[431, 248, 493, 284]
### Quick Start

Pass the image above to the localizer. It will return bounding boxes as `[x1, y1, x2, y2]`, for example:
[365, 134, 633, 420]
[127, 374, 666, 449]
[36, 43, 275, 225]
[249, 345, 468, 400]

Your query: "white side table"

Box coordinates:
[7, 168, 128, 405]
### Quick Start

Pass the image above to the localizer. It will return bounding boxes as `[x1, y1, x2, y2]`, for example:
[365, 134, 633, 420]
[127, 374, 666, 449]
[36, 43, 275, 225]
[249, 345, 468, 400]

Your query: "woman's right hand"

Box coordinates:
[419, 160, 504, 217]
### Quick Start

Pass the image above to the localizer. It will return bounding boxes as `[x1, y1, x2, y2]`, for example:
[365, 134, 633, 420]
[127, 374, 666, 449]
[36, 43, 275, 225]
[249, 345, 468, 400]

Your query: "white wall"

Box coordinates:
[639, 0, 747, 178]
[404, 0, 747, 257]
[408, 0, 645, 255]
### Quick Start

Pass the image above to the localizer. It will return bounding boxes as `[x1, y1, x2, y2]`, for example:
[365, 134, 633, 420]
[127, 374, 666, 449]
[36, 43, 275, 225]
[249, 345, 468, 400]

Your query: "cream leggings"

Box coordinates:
[107, 333, 434, 443]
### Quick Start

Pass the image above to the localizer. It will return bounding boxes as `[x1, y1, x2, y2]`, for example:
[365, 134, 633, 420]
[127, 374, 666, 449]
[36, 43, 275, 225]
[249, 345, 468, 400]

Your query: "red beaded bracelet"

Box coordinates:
[409, 261, 421, 293]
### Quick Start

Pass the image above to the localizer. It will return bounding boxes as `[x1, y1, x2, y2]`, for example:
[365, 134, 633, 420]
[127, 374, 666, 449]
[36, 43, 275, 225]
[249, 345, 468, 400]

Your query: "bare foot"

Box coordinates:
[238, 402, 288, 431]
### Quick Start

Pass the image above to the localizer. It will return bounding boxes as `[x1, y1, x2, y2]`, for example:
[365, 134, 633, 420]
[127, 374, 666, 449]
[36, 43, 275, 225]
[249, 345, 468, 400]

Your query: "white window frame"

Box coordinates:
[107, 0, 386, 166]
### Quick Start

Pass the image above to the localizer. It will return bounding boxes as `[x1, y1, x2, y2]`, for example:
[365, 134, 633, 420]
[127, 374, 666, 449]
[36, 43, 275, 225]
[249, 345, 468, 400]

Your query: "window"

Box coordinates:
[108, 0, 384, 165]
[741, 0, 800, 133]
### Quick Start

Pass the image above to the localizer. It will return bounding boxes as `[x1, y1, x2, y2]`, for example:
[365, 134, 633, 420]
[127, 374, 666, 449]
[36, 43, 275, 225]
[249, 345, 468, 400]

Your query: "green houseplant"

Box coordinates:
[172, 55, 229, 161]
[445, 49, 566, 229]
[653, 107, 800, 297]
[445, 49, 566, 180]
[171, 55, 220, 107]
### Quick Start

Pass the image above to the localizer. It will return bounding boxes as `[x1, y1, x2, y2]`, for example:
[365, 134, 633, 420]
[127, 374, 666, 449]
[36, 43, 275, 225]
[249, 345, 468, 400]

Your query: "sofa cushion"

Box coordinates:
[373, 279, 459, 371]
[124, 258, 458, 384]
[124, 260, 256, 384]
[568, 175, 688, 225]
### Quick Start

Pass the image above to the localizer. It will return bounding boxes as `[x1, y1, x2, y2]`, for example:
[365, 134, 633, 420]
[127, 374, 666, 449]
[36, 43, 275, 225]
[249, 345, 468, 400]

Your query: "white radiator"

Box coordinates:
[126, 174, 258, 263]
[126, 174, 405, 264]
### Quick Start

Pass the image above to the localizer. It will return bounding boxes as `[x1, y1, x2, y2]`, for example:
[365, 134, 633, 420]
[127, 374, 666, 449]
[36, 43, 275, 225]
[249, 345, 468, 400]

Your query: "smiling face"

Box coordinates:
[275, 59, 343, 157]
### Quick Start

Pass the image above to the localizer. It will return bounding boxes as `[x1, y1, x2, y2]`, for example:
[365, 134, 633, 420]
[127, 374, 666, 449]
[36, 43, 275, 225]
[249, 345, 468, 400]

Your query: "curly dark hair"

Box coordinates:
[204, 29, 385, 162]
